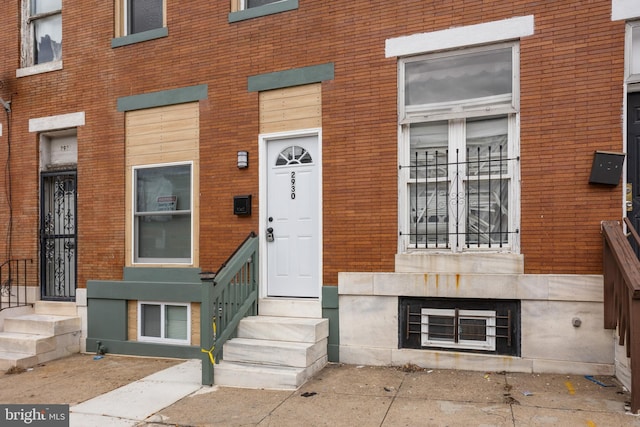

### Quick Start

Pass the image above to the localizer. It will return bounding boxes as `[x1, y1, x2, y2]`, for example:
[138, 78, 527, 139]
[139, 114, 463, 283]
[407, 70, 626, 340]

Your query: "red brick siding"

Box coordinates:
[0, 1, 627, 289]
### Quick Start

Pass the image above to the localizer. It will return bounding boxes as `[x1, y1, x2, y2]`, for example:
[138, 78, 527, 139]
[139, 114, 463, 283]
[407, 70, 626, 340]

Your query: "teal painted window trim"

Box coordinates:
[248, 63, 334, 92]
[229, 0, 298, 23]
[111, 27, 169, 48]
[123, 267, 203, 283]
[117, 84, 208, 112]
[87, 280, 202, 302]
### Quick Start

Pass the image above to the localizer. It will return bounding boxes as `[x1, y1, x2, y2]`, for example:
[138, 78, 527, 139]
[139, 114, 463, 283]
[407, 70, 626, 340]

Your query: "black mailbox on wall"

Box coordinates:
[589, 151, 625, 186]
[234, 195, 252, 216]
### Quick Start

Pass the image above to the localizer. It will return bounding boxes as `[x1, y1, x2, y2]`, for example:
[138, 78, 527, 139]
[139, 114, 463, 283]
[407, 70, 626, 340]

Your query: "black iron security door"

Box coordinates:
[40, 171, 77, 301]
[628, 93, 640, 257]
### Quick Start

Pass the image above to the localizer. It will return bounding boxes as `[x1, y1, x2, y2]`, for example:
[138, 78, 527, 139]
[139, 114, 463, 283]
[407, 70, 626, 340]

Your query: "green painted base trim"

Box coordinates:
[86, 338, 201, 359]
[327, 344, 339, 363]
[322, 286, 339, 363]
[229, 0, 298, 23]
[112, 27, 168, 48]
[248, 63, 334, 92]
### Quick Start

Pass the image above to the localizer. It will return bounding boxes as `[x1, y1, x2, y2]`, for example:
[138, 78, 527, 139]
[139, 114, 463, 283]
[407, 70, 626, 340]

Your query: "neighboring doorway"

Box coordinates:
[39, 128, 78, 301]
[40, 171, 77, 301]
[628, 92, 640, 256]
[265, 134, 320, 298]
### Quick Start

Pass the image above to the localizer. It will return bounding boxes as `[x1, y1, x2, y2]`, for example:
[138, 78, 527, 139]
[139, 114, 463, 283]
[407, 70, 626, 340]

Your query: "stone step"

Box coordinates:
[0, 332, 56, 354]
[237, 316, 329, 343]
[0, 350, 38, 371]
[34, 301, 77, 317]
[223, 337, 327, 368]
[213, 355, 327, 390]
[4, 314, 81, 336]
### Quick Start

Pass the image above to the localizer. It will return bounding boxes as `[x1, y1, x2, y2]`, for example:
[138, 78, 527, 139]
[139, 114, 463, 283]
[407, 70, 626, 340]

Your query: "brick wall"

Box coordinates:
[0, 1, 627, 289]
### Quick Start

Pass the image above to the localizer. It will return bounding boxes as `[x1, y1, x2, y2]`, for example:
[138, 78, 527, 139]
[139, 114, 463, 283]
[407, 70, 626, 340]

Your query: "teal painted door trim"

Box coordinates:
[229, 0, 298, 23]
[322, 286, 339, 363]
[117, 84, 208, 112]
[248, 63, 334, 92]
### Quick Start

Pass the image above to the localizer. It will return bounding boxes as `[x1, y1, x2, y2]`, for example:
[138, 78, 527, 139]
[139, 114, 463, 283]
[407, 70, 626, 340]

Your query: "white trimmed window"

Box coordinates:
[421, 308, 496, 351]
[138, 302, 190, 345]
[21, 0, 62, 67]
[628, 22, 640, 83]
[133, 163, 192, 264]
[399, 43, 520, 252]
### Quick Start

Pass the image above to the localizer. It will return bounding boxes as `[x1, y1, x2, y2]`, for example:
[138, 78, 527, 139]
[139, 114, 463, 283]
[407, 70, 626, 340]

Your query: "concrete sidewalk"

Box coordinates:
[2, 354, 640, 426]
[70, 359, 201, 426]
[66, 358, 640, 426]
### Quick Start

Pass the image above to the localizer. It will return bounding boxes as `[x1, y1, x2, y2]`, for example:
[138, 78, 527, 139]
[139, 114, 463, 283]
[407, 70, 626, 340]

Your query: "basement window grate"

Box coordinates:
[400, 297, 520, 356]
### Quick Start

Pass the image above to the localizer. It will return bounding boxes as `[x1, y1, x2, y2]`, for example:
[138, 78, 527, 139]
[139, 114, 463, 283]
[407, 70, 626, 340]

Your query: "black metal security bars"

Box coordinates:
[401, 146, 519, 249]
[0, 259, 35, 311]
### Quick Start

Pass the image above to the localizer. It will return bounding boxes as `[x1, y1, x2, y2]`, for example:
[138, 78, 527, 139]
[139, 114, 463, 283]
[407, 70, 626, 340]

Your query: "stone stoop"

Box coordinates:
[213, 316, 329, 390]
[0, 302, 81, 371]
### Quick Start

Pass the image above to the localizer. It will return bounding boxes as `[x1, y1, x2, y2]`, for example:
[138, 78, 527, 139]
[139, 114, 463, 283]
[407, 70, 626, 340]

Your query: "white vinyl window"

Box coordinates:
[421, 308, 496, 351]
[138, 302, 190, 345]
[399, 43, 520, 253]
[21, 0, 62, 67]
[628, 22, 640, 83]
[133, 163, 192, 264]
[122, 0, 164, 35]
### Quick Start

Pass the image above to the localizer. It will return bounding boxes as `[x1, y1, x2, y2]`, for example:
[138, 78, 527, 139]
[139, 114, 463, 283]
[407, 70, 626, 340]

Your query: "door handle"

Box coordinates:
[266, 227, 274, 242]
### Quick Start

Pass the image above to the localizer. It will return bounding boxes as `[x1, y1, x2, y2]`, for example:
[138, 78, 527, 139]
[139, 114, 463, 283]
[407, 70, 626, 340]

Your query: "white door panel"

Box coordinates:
[267, 136, 319, 297]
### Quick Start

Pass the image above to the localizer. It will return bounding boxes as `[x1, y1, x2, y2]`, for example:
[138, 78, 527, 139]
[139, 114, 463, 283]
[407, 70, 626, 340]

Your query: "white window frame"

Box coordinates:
[137, 301, 191, 345]
[399, 42, 520, 124]
[398, 43, 521, 254]
[132, 161, 193, 264]
[627, 22, 640, 83]
[421, 308, 496, 351]
[19, 0, 62, 73]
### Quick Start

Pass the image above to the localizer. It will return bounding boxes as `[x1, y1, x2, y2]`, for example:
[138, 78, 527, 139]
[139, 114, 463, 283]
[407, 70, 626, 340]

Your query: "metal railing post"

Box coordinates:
[201, 279, 214, 386]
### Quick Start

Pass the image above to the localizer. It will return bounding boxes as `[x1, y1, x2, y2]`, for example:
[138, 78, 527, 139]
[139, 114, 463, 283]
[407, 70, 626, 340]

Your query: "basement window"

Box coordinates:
[400, 297, 520, 356]
[421, 308, 496, 351]
[138, 302, 190, 345]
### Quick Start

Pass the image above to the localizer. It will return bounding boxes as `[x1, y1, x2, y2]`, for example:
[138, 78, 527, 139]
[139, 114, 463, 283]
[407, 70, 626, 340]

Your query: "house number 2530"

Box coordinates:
[290, 171, 296, 200]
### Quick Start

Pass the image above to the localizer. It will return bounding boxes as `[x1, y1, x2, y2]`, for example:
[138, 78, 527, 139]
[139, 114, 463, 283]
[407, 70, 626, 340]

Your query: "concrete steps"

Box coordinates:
[0, 303, 80, 371]
[214, 316, 329, 390]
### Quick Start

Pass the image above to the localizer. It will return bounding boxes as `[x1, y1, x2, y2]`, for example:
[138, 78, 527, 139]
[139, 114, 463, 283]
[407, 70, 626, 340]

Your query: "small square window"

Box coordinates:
[139, 302, 190, 345]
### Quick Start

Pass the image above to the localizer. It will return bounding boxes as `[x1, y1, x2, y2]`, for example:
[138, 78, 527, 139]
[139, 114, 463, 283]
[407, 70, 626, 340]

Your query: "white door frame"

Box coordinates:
[258, 128, 323, 317]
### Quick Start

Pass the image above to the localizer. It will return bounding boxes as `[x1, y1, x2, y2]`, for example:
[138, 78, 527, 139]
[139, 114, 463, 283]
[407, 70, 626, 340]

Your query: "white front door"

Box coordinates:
[266, 135, 320, 297]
